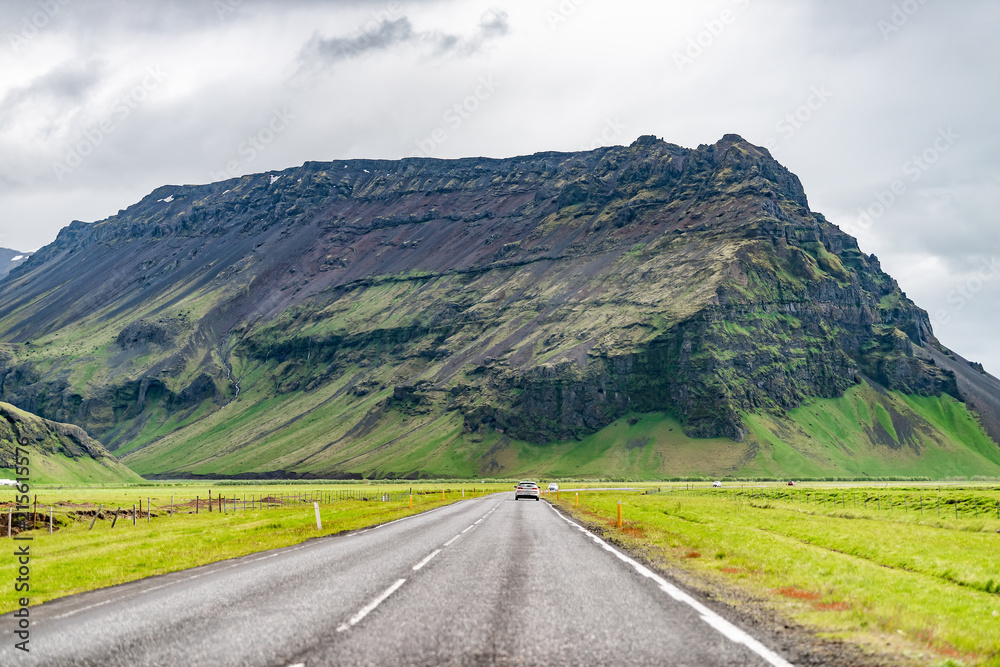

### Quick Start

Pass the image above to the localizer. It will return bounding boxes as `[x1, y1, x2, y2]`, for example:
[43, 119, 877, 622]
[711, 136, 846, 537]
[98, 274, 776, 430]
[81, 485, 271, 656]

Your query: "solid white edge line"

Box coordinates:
[336, 578, 407, 632]
[412, 549, 442, 571]
[444, 535, 461, 546]
[546, 504, 794, 667]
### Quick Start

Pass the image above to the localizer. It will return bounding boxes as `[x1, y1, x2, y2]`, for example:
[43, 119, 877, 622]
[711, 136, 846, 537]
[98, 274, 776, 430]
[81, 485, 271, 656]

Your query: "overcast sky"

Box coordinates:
[1, 0, 997, 373]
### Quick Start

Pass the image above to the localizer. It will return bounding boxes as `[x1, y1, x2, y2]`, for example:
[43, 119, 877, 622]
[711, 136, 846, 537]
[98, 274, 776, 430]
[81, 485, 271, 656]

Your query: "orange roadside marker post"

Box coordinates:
[409, 494, 413, 509]
[442, 489, 445, 500]
[575, 492, 579, 507]
[617, 500, 622, 527]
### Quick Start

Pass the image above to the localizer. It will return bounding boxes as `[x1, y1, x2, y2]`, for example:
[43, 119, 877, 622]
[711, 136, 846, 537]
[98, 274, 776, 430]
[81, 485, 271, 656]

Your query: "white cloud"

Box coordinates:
[0, 0, 997, 373]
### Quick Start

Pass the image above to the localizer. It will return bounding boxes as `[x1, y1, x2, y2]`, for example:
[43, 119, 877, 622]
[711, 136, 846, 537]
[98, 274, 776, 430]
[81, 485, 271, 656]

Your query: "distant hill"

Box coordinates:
[0, 248, 30, 280]
[0, 402, 142, 484]
[0, 134, 998, 480]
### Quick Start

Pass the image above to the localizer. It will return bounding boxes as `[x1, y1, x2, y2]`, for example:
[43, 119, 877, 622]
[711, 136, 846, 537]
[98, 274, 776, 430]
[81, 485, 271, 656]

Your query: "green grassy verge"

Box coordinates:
[0, 482, 509, 614]
[553, 485, 1000, 666]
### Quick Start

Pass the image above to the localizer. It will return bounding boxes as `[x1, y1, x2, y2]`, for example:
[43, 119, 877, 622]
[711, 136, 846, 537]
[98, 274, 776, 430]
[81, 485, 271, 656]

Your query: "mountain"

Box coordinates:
[0, 402, 142, 484]
[0, 134, 998, 479]
[0, 248, 30, 279]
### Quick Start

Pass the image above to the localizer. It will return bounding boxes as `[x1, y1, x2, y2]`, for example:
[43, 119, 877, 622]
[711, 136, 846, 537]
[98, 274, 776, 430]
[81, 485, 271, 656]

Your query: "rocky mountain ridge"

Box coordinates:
[0, 248, 30, 280]
[0, 134, 996, 478]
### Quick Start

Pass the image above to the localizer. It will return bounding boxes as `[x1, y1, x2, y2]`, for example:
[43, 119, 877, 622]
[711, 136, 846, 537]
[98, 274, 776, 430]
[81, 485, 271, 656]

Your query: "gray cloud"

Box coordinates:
[303, 17, 416, 64]
[0, 59, 104, 119]
[299, 8, 510, 70]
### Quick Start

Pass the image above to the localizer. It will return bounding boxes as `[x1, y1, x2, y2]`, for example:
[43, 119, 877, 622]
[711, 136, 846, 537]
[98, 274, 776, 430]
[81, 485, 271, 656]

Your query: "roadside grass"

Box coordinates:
[0, 482, 510, 614]
[554, 486, 1000, 667]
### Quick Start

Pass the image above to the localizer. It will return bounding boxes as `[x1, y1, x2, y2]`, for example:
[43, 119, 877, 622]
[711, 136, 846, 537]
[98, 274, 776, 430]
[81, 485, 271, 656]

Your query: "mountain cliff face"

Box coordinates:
[0, 134, 997, 478]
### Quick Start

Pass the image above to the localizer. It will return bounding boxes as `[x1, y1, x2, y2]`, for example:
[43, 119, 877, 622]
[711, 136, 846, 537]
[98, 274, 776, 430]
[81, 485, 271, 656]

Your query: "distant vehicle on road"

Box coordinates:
[548, 483, 559, 492]
[787, 481, 795, 486]
[515, 481, 540, 501]
[712, 481, 722, 488]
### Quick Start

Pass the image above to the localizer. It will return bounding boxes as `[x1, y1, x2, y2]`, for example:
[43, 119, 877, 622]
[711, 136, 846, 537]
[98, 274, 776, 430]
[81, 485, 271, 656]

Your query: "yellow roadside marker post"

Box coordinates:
[617, 500, 622, 528]
[410, 494, 413, 509]
[575, 493, 579, 507]
[442, 489, 445, 500]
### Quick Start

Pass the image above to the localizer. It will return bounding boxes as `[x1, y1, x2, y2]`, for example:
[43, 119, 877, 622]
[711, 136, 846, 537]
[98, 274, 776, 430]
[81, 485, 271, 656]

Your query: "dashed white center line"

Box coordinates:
[444, 535, 460, 547]
[336, 578, 407, 633]
[461, 525, 474, 533]
[50, 599, 111, 621]
[412, 549, 441, 571]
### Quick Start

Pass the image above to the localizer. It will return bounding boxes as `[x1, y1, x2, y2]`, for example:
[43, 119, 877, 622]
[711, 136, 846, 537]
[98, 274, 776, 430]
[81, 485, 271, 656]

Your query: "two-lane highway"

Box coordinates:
[5, 494, 793, 666]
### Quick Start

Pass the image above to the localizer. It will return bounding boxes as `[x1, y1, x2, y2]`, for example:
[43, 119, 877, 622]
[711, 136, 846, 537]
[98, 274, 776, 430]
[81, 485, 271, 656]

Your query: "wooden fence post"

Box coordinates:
[170, 496, 173, 517]
[148, 498, 151, 523]
[133, 504, 136, 526]
[208, 490, 212, 513]
[49, 506, 53, 535]
[112, 507, 120, 528]
[89, 504, 103, 531]
[7, 506, 11, 538]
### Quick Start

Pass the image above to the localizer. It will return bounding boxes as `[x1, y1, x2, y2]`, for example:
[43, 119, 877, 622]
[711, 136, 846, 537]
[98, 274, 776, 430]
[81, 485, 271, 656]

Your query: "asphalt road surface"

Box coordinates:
[6, 494, 793, 666]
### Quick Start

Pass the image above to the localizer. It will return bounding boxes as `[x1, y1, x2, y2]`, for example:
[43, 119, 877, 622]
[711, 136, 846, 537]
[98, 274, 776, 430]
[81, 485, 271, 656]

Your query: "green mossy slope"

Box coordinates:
[0, 403, 143, 484]
[123, 380, 1000, 480]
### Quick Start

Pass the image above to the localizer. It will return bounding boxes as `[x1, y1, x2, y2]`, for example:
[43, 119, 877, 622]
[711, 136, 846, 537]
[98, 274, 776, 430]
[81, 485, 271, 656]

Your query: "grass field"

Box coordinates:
[0, 481, 513, 614]
[552, 484, 1000, 666]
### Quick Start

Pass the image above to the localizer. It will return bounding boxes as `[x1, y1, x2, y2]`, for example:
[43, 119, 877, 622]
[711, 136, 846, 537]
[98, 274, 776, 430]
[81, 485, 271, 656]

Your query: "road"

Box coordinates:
[6, 494, 793, 666]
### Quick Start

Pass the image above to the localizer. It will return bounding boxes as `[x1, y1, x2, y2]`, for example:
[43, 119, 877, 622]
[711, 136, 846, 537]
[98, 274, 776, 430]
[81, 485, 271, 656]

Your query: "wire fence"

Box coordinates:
[1, 487, 481, 537]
